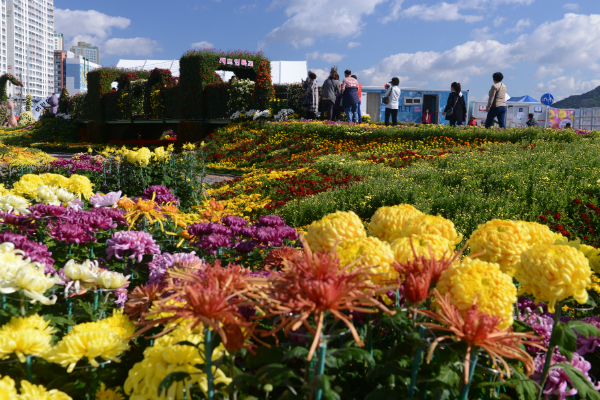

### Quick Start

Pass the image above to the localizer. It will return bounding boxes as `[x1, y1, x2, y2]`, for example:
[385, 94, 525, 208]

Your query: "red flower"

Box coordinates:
[574, 198, 582, 205]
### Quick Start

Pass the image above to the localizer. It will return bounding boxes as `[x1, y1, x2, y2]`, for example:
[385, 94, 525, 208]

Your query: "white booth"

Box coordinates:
[469, 94, 548, 127]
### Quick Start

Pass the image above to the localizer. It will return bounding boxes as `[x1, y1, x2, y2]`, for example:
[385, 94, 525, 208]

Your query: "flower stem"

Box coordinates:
[20, 291, 25, 316]
[231, 354, 237, 400]
[205, 328, 214, 400]
[537, 305, 562, 400]
[25, 356, 32, 382]
[315, 343, 327, 400]
[408, 325, 426, 397]
[459, 350, 478, 400]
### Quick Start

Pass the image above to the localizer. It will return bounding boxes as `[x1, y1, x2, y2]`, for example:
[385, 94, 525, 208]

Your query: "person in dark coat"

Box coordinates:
[442, 82, 466, 126]
[340, 70, 360, 123]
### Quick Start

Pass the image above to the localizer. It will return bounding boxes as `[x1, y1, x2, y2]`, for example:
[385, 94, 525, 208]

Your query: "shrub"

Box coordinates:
[164, 85, 181, 119]
[86, 67, 122, 121]
[102, 90, 120, 120]
[203, 81, 229, 119]
[227, 79, 254, 115]
[0, 73, 23, 103]
[144, 68, 176, 117]
[70, 93, 88, 120]
[17, 111, 35, 126]
[58, 87, 70, 114]
[25, 94, 32, 112]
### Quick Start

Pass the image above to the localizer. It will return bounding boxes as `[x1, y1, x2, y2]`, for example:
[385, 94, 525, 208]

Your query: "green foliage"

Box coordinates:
[568, 320, 600, 338]
[70, 93, 88, 120]
[164, 85, 181, 119]
[228, 79, 255, 115]
[273, 83, 322, 118]
[3, 118, 79, 146]
[17, 110, 35, 127]
[551, 363, 600, 400]
[102, 90, 120, 120]
[0, 73, 23, 102]
[58, 87, 70, 114]
[203, 81, 230, 119]
[25, 94, 32, 112]
[550, 322, 578, 362]
[86, 67, 122, 121]
[276, 140, 600, 237]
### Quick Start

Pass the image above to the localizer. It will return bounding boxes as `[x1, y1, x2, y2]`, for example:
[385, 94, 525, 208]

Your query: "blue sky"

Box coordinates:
[55, 0, 600, 101]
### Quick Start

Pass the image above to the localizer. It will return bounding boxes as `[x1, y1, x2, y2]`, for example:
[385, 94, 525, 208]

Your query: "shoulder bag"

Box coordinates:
[382, 86, 391, 104]
[445, 93, 459, 117]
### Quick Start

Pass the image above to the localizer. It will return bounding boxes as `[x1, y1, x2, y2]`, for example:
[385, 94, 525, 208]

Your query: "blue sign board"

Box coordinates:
[541, 93, 554, 106]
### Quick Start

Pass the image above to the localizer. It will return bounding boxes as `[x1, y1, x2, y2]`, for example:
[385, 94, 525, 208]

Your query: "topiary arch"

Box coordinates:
[179, 49, 274, 119]
[0, 73, 23, 103]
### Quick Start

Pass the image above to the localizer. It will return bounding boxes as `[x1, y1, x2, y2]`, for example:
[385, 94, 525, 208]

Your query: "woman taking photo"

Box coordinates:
[442, 82, 466, 126]
[383, 77, 401, 126]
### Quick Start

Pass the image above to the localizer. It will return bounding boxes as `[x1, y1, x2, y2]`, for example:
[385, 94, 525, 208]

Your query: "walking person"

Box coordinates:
[301, 69, 319, 120]
[340, 70, 359, 123]
[442, 82, 466, 126]
[485, 72, 507, 128]
[320, 67, 341, 121]
[351, 74, 363, 123]
[383, 77, 401, 126]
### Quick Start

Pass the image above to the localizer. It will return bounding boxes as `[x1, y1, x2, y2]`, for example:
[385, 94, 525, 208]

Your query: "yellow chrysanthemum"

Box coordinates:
[44, 317, 131, 373]
[99, 309, 136, 340]
[0, 314, 56, 362]
[65, 175, 94, 200]
[553, 233, 600, 274]
[368, 204, 423, 243]
[11, 174, 94, 200]
[0, 375, 18, 399]
[515, 245, 592, 313]
[521, 221, 555, 247]
[0, 184, 10, 196]
[18, 380, 72, 400]
[336, 237, 396, 283]
[124, 328, 231, 399]
[436, 258, 517, 329]
[305, 211, 366, 253]
[402, 214, 463, 245]
[390, 234, 455, 264]
[467, 220, 533, 277]
[96, 384, 124, 400]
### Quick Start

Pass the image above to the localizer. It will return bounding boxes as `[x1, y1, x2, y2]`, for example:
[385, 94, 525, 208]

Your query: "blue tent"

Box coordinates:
[507, 95, 541, 104]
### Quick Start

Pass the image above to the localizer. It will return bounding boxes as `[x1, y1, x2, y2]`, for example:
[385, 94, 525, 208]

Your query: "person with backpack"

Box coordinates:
[320, 67, 341, 121]
[442, 82, 466, 126]
[383, 77, 401, 126]
[340, 70, 360, 123]
[485, 72, 507, 128]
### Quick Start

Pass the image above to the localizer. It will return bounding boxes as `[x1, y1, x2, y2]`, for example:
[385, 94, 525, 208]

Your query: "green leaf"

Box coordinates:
[282, 346, 309, 362]
[549, 322, 577, 362]
[174, 340, 200, 349]
[325, 348, 375, 369]
[307, 375, 341, 400]
[364, 387, 404, 400]
[436, 364, 460, 387]
[512, 320, 536, 334]
[245, 347, 285, 370]
[255, 364, 301, 387]
[158, 371, 191, 396]
[551, 363, 600, 400]
[366, 365, 406, 381]
[228, 373, 261, 393]
[504, 369, 538, 400]
[568, 321, 600, 339]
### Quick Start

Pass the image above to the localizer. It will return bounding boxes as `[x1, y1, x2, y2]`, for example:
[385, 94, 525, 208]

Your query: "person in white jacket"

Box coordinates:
[383, 77, 401, 126]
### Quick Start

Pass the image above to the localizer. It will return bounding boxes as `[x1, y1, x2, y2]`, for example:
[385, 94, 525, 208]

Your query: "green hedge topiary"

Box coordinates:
[58, 87, 70, 114]
[86, 68, 122, 121]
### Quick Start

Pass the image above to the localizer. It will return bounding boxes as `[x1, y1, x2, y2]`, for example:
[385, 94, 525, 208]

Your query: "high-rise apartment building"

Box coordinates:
[3, 0, 55, 99]
[70, 41, 99, 65]
[53, 50, 99, 95]
[53, 31, 63, 50]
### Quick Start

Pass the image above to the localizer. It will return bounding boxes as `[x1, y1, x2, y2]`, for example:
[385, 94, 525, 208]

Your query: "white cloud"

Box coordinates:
[348, 42, 361, 49]
[471, 26, 494, 40]
[533, 66, 564, 80]
[493, 17, 506, 27]
[380, 0, 404, 23]
[358, 14, 600, 90]
[536, 76, 600, 95]
[306, 51, 347, 63]
[563, 3, 579, 10]
[191, 41, 214, 48]
[103, 38, 162, 56]
[402, 2, 483, 23]
[55, 9, 130, 42]
[505, 18, 532, 33]
[260, 0, 386, 48]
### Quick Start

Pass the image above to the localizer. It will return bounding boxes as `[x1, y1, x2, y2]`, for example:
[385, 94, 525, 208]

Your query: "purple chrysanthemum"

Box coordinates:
[255, 215, 286, 227]
[148, 253, 174, 285]
[48, 222, 96, 245]
[532, 351, 600, 400]
[29, 204, 68, 220]
[66, 210, 118, 233]
[106, 230, 160, 263]
[520, 310, 553, 352]
[198, 234, 231, 254]
[142, 185, 179, 205]
[88, 207, 127, 224]
[0, 232, 55, 274]
[0, 211, 38, 235]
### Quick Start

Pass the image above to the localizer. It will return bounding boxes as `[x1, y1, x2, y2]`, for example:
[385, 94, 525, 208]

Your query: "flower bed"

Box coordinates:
[0, 122, 600, 400]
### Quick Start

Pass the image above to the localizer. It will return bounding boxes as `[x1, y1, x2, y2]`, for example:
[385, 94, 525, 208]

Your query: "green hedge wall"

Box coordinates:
[203, 82, 229, 119]
[86, 68, 121, 121]
[180, 49, 272, 119]
[102, 91, 120, 121]
[70, 93, 88, 120]
[164, 86, 181, 119]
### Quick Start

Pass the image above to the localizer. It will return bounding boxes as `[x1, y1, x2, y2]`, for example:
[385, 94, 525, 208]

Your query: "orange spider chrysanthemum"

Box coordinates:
[124, 196, 166, 231]
[260, 237, 396, 361]
[116, 197, 135, 211]
[416, 290, 545, 383]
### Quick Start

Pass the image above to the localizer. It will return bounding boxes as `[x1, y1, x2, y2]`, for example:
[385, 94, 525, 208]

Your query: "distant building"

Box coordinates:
[53, 50, 74, 93]
[63, 55, 100, 95]
[53, 32, 64, 50]
[70, 41, 100, 65]
[3, 0, 55, 98]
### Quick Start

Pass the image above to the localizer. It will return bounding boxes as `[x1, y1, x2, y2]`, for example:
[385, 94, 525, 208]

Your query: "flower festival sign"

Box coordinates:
[219, 58, 253, 67]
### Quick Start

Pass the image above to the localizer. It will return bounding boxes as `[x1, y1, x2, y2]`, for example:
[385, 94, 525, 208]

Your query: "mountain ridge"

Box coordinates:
[553, 86, 600, 109]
